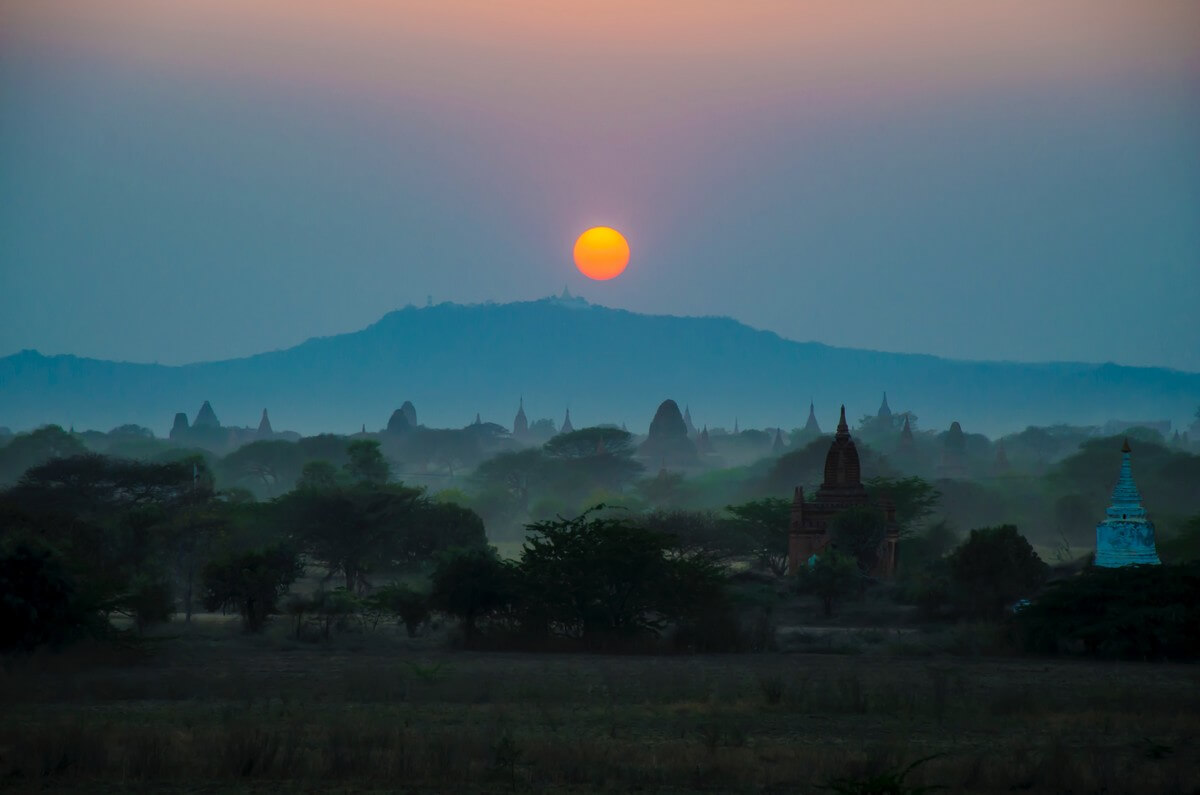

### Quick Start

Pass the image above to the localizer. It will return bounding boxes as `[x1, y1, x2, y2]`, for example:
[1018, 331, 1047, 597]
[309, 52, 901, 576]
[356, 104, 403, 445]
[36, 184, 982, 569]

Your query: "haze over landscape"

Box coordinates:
[3, 3, 1200, 792]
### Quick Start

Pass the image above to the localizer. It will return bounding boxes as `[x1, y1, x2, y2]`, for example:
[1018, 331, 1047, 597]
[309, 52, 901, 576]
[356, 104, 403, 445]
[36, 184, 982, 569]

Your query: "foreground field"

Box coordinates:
[2, 621, 1198, 793]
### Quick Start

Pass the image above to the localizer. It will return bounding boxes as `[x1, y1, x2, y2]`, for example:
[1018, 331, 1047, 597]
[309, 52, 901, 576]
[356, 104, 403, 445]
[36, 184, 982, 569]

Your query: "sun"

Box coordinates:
[573, 226, 630, 281]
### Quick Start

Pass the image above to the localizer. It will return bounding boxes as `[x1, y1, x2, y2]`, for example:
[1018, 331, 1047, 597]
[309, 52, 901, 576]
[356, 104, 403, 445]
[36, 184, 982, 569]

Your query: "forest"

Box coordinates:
[3, 403, 1200, 791]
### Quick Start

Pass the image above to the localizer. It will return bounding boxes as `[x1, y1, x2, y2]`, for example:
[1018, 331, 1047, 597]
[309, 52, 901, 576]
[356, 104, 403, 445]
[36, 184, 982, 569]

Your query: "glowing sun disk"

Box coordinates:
[573, 227, 630, 280]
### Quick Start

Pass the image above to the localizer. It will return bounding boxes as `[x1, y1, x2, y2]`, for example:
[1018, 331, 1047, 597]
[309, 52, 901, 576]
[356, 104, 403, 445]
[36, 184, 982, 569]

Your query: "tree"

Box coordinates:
[429, 546, 515, 641]
[0, 425, 87, 486]
[544, 428, 644, 497]
[947, 525, 1046, 619]
[517, 509, 726, 644]
[4, 454, 196, 624]
[297, 460, 339, 490]
[641, 508, 743, 563]
[219, 440, 306, 497]
[277, 482, 424, 591]
[828, 506, 887, 575]
[1160, 514, 1200, 563]
[202, 544, 302, 632]
[472, 449, 549, 515]
[864, 476, 940, 535]
[795, 548, 860, 617]
[345, 439, 390, 485]
[1017, 562, 1200, 660]
[544, 427, 636, 459]
[725, 498, 791, 576]
[0, 541, 88, 652]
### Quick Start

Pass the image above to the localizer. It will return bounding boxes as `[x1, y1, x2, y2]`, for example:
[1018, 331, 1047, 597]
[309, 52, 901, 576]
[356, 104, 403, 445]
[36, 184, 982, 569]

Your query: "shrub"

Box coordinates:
[367, 583, 430, 637]
[122, 573, 174, 633]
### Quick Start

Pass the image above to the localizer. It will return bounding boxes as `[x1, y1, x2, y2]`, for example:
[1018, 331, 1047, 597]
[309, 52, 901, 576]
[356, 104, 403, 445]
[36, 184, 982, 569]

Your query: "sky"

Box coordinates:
[1, 0, 1198, 370]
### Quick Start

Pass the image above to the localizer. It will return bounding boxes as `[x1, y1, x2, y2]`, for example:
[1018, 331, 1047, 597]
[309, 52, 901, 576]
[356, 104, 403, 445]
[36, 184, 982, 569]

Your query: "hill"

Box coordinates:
[2, 298, 1197, 437]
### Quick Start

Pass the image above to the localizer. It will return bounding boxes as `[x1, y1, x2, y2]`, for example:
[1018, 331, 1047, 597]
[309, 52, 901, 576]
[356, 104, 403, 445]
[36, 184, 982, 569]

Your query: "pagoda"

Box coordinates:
[1094, 439, 1161, 568]
[256, 409, 274, 438]
[513, 397, 528, 438]
[802, 401, 821, 437]
[787, 405, 898, 577]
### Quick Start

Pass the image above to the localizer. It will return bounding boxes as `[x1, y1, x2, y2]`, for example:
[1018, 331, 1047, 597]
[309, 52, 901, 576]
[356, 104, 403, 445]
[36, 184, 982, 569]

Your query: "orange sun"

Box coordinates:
[573, 226, 630, 280]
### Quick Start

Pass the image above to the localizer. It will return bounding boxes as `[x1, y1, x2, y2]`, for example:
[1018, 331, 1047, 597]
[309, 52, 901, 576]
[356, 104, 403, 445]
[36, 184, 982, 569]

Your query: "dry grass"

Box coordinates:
[1, 621, 1199, 792]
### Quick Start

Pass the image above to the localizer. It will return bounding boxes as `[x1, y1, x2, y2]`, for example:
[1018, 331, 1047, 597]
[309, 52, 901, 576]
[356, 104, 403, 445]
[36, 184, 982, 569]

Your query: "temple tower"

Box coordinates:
[683, 405, 697, 436]
[561, 408, 574, 434]
[896, 415, 915, 457]
[193, 400, 220, 429]
[772, 428, 786, 455]
[877, 392, 892, 420]
[1095, 439, 1161, 568]
[513, 398, 528, 437]
[257, 409, 273, 438]
[803, 401, 821, 436]
[787, 405, 896, 576]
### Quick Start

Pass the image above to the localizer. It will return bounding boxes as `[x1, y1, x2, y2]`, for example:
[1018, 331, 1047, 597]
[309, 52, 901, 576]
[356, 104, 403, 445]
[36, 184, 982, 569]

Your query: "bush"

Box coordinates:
[122, 574, 174, 633]
[368, 583, 430, 637]
[1016, 562, 1200, 660]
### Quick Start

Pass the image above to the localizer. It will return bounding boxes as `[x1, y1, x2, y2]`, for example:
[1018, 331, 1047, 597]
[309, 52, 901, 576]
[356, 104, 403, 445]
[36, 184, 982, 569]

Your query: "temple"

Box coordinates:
[1094, 439, 1161, 568]
[256, 409, 273, 438]
[513, 398, 528, 437]
[877, 392, 892, 420]
[802, 401, 821, 436]
[896, 415, 915, 457]
[787, 405, 899, 577]
[561, 408, 574, 434]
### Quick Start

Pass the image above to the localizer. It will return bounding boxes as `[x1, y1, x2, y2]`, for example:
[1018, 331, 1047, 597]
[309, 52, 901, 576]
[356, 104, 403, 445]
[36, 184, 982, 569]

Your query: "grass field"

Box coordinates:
[2, 617, 1198, 793]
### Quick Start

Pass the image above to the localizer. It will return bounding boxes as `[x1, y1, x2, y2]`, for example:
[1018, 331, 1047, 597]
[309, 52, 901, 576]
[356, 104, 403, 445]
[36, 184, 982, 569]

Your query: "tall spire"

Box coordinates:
[836, 405, 849, 437]
[513, 397, 528, 437]
[1107, 439, 1144, 517]
[877, 392, 892, 419]
[683, 405, 696, 436]
[561, 408, 574, 434]
[803, 401, 821, 435]
[772, 428, 786, 454]
[1095, 438, 1160, 567]
[257, 409, 273, 437]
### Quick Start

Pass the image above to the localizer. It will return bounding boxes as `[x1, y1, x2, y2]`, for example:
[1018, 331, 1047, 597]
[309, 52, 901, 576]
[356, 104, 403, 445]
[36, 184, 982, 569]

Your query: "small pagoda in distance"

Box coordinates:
[1094, 438, 1161, 568]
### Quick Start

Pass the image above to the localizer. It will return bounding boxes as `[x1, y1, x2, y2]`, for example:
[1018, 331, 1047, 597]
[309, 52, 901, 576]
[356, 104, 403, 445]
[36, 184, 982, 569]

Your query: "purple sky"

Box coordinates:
[2, 1, 1198, 369]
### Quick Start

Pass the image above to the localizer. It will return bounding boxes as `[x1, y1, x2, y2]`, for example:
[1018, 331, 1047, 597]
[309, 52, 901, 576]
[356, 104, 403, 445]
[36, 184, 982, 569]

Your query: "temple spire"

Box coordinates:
[836, 404, 849, 437]
[561, 408, 574, 434]
[877, 392, 892, 419]
[803, 401, 821, 435]
[257, 409, 273, 437]
[1095, 438, 1160, 567]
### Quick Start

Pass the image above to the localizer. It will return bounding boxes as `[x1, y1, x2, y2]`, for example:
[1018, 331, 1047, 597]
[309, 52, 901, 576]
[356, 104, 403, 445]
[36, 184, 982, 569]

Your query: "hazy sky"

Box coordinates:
[2, 1, 1198, 370]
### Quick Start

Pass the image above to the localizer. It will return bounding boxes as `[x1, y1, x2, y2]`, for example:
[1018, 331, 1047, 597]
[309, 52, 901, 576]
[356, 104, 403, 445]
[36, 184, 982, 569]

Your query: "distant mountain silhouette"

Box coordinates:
[2, 298, 1197, 437]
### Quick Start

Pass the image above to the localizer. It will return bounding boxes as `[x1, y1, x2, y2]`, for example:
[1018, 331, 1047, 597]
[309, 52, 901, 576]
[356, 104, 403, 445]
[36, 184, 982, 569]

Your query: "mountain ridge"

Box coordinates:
[3, 298, 1197, 437]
